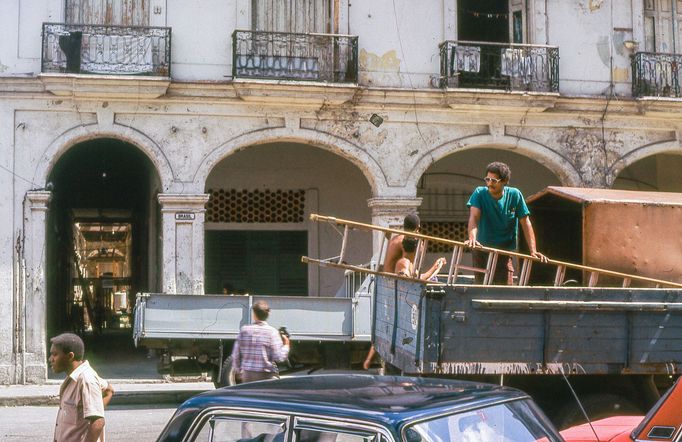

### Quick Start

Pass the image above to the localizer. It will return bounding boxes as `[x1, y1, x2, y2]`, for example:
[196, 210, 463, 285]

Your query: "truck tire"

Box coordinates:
[214, 356, 236, 388]
[554, 393, 643, 429]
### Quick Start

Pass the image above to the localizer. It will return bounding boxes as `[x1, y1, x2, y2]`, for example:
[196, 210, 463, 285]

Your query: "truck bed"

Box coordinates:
[373, 276, 682, 376]
[134, 293, 372, 347]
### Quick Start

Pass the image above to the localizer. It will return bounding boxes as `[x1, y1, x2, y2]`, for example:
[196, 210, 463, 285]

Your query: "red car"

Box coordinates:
[561, 377, 682, 442]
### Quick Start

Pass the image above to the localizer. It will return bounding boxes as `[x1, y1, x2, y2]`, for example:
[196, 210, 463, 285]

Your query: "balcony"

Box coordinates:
[632, 52, 682, 98]
[439, 41, 559, 93]
[41, 23, 171, 76]
[232, 30, 358, 83]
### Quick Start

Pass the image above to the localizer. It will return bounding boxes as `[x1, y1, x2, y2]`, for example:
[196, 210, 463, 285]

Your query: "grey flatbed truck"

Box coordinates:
[133, 287, 374, 384]
[305, 187, 682, 427]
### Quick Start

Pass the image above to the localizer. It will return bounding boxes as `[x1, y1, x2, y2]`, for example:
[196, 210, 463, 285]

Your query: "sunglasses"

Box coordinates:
[483, 177, 502, 184]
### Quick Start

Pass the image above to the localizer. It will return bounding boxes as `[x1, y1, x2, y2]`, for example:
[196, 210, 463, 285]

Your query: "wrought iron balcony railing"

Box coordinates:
[41, 23, 171, 76]
[632, 52, 682, 98]
[439, 41, 559, 93]
[232, 30, 358, 83]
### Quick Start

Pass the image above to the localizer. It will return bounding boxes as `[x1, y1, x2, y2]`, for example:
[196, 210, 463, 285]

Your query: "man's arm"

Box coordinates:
[271, 329, 290, 363]
[520, 216, 548, 262]
[230, 333, 241, 373]
[420, 257, 446, 280]
[102, 383, 114, 407]
[464, 206, 482, 247]
[85, 417, 105, 442]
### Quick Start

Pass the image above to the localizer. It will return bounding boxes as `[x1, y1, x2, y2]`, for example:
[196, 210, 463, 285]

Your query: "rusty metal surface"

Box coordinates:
[527, 186, 682, 206]
[584, 203, 682, 284]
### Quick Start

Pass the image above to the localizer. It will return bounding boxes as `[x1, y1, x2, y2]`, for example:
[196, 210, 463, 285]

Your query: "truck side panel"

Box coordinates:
[135, 293, 371, 344]
[374, 276, 682, 375]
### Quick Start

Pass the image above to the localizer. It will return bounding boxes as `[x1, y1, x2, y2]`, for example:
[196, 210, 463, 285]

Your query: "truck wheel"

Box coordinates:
[214, 356, 236, 388]
[555, 393, 643, 429]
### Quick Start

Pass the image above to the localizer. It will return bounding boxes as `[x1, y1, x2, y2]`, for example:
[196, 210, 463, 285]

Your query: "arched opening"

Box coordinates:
[613, 152, 682, 192]
[203, 142, 373, 297]
[416, 147, 561, 274]
[46, 138, 161, 377]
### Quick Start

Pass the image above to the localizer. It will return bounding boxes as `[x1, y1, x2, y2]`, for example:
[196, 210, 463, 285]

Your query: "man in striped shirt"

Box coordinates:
[231, 300, 290, 383]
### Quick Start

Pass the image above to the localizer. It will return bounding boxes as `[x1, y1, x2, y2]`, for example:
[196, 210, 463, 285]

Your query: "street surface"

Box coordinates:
[0, 404, 176, 441]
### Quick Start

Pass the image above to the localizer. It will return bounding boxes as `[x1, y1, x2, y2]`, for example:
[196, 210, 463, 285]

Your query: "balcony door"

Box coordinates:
[65, 0, 150, 26]
[251, 0, 332, 34]
[458, 0, 527, 43]
[644, 0, 682, 52]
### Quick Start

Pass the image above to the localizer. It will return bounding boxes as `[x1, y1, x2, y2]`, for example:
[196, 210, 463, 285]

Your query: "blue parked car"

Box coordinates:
[157, 374, 563, 442]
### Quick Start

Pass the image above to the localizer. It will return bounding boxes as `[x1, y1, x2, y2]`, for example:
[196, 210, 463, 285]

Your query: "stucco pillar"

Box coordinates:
[22, 191, 51, 383]
[367, 196, 422, 259]
[158, 193, 210, 295]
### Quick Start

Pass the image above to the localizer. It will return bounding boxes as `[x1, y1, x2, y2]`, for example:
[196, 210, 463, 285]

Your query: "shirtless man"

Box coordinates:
[366, 214, 420, 370]
[395, 237, 446, 280]
[382, 213, 420, 273]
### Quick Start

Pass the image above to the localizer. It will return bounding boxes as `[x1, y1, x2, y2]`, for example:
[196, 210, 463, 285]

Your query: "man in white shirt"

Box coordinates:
[49, 333, 113, 442]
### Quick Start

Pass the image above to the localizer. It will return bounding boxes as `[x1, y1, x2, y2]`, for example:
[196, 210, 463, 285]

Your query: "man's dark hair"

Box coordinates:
[252, 300, 270, 321]
[402, 237, 418, 254]
[50, 333, 85, 361]
[486, 162, 511, 182]
[404, 213, 420, 232]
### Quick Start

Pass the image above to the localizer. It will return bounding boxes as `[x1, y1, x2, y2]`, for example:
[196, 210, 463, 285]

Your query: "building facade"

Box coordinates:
[1, 0, 682, 383]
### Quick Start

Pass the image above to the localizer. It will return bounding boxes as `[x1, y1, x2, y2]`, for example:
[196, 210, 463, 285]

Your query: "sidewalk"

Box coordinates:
[0, 379, 215, 407]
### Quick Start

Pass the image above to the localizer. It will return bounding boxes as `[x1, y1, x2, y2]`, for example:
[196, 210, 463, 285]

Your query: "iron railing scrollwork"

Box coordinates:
[232, 30, 358, 83]
[439, 40, 559, 93]
[632, 52, 682, 98]
[41, 23, 171, 76]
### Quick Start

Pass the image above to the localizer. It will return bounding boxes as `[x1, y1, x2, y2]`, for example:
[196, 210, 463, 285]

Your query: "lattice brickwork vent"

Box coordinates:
[420, 221, 467, 253]
[206, 189, 305, 223]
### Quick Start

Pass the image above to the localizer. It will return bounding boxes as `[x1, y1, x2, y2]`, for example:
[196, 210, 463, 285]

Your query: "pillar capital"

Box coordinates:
[367, 197, 422, 217]
[158, 193, 210, 211]
[25, 191, 52, 210]
[367, 196, 422, 257]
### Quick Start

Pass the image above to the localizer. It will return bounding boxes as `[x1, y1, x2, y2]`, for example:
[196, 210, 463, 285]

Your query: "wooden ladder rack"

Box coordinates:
[302, 214, 682, 289]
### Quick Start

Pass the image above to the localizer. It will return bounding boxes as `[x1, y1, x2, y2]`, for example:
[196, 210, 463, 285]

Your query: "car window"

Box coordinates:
[295, 429, 373, 442]
[294, 422, 380, 442]
[193, 416, 287, 442]
[404, 399, 561, 442]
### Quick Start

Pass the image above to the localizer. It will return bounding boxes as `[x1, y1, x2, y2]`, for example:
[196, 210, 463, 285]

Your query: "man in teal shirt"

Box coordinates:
[465, 162, 547, 284]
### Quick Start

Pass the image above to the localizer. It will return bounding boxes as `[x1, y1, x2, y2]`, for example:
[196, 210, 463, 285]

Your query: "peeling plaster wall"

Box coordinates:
[0, 104, 15, 383]
[350, 0, 441, 88]
[166, 0, 234, 81]
[548, 0, 635, 96]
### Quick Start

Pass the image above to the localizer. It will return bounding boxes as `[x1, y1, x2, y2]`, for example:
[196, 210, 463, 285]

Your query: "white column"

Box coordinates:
[22, 191, 51, 383]
[158, 194, 210, 295]
[367, 196, 422, 258]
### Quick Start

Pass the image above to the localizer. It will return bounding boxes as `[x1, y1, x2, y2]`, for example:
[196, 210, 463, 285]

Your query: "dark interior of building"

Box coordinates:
[457, 0, 509, 43]
[46, 138, 160, 378]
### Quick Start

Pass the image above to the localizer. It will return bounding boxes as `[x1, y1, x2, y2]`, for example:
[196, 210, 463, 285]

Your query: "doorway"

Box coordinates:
[46, 138, 161, 378]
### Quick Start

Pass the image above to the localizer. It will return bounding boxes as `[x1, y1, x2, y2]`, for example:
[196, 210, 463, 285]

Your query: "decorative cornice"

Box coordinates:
[232, 78, 359, 106]
[158, 193, 210, 211]
[39, 73, 170, 99]
[25, 191, 52, 210]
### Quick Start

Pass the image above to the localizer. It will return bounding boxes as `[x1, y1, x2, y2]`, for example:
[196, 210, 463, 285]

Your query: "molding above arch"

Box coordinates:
[406, 134, 581, 187]
[33, 123, 175, 192]
[194, 127, 387, 195]
[609, 139, 681, 179]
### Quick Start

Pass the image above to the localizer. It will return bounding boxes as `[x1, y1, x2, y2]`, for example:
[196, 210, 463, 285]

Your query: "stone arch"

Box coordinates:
[406, 134, 581, 190]
[194, 127, 387, 195]
[33, 123, 175, 191]
[608, 139, 681, 180]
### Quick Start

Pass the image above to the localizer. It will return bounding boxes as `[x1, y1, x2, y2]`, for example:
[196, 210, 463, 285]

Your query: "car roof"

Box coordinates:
[181, 374, 528, 427]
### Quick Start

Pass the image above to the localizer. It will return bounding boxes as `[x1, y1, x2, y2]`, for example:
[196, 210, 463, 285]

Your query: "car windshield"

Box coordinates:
[404, 399, 562, 442]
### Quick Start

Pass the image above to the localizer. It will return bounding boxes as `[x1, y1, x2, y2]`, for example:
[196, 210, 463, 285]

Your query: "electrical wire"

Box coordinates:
[390, 0, 429, 150]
